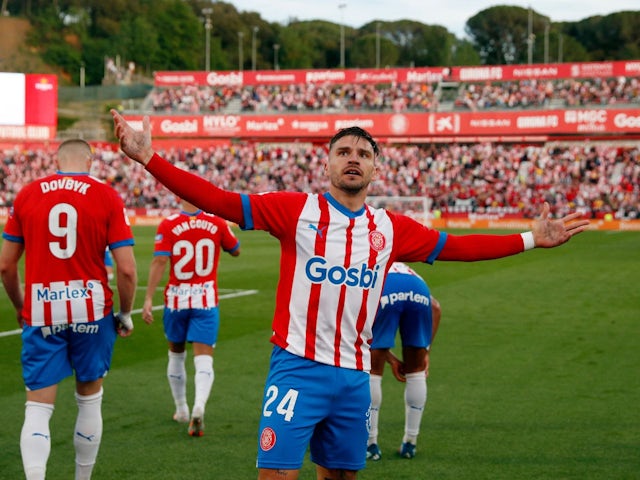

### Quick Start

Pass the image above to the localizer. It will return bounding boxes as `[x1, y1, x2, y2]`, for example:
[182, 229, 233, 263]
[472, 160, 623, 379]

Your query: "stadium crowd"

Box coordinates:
[146, 77, 640, 114]
[1, 142, 638, 220]
[457, 77, 640, 111]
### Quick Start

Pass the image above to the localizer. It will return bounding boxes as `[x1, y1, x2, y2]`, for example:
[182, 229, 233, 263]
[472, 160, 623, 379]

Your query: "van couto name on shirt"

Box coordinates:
[41, 178, 91, 195]
[171, 218, 219, 236]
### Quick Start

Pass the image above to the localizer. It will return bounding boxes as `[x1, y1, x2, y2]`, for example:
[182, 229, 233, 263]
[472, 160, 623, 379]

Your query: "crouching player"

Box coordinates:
[367, 262, 441, 460]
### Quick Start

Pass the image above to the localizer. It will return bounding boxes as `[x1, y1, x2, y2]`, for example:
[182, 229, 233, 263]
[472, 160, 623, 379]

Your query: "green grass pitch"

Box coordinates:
[0, 226, 639, 479]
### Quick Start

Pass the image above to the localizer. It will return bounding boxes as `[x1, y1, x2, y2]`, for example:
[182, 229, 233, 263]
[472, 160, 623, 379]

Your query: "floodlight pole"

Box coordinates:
[273, 43, 280, 70]
[252, 26, 259, 71]
[376, 22, 381, 69]
[527, 6, 535, 65]
[238, 31, 244, 71]
[202, 8, 213, 71]
[339, 3, 346, 68]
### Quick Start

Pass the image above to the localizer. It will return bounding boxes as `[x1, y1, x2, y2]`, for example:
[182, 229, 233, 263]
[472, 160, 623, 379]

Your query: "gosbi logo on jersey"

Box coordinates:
[368, 230, 386, 251]
[260, 427, 276, 451]
[305, 257, 380, 289]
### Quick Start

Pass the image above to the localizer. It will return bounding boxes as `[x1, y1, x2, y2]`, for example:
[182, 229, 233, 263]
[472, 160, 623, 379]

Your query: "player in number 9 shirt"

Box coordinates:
[0, 139, 137, 480]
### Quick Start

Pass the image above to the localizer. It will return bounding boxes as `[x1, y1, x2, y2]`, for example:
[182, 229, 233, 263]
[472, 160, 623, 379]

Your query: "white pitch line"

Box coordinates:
[0, 289, 259, 338]
[0, 329, 21, 338]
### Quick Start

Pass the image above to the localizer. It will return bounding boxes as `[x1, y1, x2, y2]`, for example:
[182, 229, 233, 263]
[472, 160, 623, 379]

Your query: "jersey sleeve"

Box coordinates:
[146, 153, 245, 225]
[153, 218, 173, 256]
[218, 218, 240, 253]
[438, 233, 524, 261]
[241, 191, 307, 237]
[2, 209, 22, 242]
[391, 213, 448, 264]
[106, 188, 135, 249]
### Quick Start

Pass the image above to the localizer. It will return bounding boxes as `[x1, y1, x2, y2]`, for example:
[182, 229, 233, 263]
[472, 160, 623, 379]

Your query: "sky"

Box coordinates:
[226, 0, 639, 38]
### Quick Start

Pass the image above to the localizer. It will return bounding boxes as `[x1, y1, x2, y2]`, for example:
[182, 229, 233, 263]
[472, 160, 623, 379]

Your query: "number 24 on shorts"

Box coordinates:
[263, 386, 299, 422]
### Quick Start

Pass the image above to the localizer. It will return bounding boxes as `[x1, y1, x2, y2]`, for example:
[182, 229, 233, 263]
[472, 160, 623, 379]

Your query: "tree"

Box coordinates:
[563, 11, 640, 60]
[149, 0, 202, 70]
[466, 5, 551, 64]
[350, 32, 398, 69]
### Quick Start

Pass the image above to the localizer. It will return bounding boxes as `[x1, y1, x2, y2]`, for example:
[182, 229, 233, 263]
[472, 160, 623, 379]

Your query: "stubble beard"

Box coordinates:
[335, 178, 368, 196]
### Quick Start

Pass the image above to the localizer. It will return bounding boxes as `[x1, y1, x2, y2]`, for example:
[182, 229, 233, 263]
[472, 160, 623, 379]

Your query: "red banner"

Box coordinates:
[25, 74, 58, 126]
[154, 61, 640, 87]
[154, 68, 450, 87]
[122, 108, 640, 139]
[0, 73, 57, 140]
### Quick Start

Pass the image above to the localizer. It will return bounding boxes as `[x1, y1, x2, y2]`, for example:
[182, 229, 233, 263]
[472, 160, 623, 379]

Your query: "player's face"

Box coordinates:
[326, 135, 377, 195]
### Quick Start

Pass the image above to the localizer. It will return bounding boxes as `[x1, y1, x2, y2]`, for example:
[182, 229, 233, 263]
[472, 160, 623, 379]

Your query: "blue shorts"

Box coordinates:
[257, 346, 370, 471]
[371, 272, 432, 349]
[21, 313, 118, 391]
[163, 307, 219, 346]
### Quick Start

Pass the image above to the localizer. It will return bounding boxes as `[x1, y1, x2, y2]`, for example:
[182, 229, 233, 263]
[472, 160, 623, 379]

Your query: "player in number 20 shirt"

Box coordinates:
[142, 199, 240, 437]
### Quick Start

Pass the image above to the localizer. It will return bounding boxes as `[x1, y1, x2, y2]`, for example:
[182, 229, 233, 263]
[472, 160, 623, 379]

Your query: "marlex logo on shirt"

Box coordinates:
[35, 284, 91, 301]
[305, 257, 380, 289]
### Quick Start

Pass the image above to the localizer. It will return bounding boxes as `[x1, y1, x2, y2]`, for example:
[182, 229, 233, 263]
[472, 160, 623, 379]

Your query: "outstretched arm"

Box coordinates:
[110, 110, 244, 224]
[531, 202, 589, 248]
[111, 110, 154, 165]
[439, 202, 589, 261]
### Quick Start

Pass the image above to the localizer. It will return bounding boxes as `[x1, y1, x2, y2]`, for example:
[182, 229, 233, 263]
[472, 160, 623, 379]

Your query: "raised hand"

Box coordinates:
[110, 109, 154, 165]
[532, 202, 590, 248]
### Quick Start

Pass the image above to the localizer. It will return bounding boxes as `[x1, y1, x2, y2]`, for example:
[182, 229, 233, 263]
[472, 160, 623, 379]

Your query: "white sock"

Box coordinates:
[403, 372, 427, 445]
[21, 401, 54, 480]
[74, 388, 104, 480]
[192, 355, 214, 418]
[368, 374, 382, 445]
[167, 350, 188, 412]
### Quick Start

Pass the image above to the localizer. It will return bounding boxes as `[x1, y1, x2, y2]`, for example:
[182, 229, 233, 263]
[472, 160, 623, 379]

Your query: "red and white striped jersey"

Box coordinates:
[2, 172, 134, 327]
[243, 190, 446, 371]
[153, 210, 240, 310]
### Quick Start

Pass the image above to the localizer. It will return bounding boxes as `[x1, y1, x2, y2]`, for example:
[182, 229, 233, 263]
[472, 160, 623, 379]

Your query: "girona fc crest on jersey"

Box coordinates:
[260, 427, 276, 451]
[368, 231, 386, 252]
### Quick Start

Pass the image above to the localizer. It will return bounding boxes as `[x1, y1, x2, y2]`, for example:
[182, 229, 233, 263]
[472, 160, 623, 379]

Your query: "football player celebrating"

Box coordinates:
[111, 110, 588, 480]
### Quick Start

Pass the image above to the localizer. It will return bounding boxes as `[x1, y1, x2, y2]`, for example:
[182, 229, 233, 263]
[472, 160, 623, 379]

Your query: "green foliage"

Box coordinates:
[42, 42, 82, 79]
[452, 39, 482, 66]
[564, 11, 640, 61]
[467, 5, 538, 64]
[11, 1, 640, 83]
[151, 0, 203, 70]
[0, 228, 639, 479]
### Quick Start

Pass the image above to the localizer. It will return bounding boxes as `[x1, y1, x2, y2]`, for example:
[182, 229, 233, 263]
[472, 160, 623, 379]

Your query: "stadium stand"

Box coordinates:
[1, 61, 639, 228]
[140, 78, 638, 115]
[1, 142, 638, 220]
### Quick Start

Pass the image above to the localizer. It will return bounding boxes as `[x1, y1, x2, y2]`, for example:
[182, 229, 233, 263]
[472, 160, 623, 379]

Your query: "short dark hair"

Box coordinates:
[329, 126, 380, 157]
